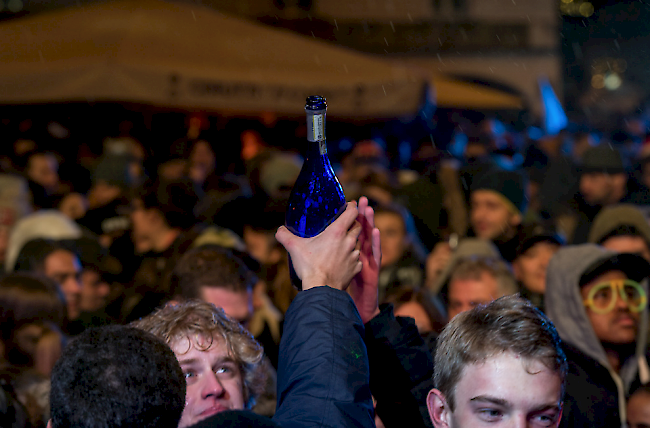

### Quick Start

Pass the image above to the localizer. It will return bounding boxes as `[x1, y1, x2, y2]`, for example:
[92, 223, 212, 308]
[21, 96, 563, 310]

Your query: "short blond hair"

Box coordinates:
[131, 299, 266, 408]
[434, 295, 567, 410]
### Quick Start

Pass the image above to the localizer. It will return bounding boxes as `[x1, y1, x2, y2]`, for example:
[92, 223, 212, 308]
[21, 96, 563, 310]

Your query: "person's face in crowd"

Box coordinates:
[44, 249, 82, 320]
[581, 270, 640, 344]
[470, 190, 521, 241]
[172, 335, 246, 428]
[243, 226, 282, 266]
[601, 235, 650, 262]
[9, 323, 61, 376]
[579, 172, 625, 206]
[627, 390, 650, 428]
[375, 211, 408, 268]
[79, 269, 111, 313]
[58, 192, 88, 220]
[427, 352, 563, 428]
[447, 271, 499, 320]
[200, 287, 254, 329]
[513, 241, 560, 295]
[394, 301, 433, 333]
[27, 153, 59, 194]
[130, 199, 158, 253]
[188, 140, 216, 185]
[241, 130, 265, 161]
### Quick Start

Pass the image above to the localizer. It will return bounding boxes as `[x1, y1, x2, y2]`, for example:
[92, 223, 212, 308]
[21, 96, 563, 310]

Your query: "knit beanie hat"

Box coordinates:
[515, 223, 564, 258]
[581, 145, 626, 174]
[471, 169, 528, 214]
[93, 155, 136, 189]
[588, 204, 650, 245]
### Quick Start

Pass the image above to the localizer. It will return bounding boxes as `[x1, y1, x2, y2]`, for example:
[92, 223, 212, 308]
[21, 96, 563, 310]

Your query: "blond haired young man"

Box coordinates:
[132, 300, 266, 427]
[427, 295, 567, 428]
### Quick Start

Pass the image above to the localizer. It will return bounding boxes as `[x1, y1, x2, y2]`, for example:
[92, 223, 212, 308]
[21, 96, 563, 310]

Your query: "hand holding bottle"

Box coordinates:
[276, 202, 362, 291]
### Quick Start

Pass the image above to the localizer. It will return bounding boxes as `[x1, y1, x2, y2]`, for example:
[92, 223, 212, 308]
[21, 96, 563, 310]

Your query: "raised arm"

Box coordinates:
[273, 201, 375, 428]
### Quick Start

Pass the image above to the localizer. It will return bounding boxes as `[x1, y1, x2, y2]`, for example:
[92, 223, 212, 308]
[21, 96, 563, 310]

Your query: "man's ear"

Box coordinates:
[47, 420, 53, 428]
[427, 388, 451, 428]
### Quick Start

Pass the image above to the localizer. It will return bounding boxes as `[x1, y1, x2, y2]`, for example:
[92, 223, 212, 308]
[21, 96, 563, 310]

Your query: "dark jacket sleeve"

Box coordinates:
[365, 304, 434, 428]
[273, 286, 375, 428]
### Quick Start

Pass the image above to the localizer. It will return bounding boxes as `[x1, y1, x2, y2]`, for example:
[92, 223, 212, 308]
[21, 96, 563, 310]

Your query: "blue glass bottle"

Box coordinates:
[285, 95, 346, 289]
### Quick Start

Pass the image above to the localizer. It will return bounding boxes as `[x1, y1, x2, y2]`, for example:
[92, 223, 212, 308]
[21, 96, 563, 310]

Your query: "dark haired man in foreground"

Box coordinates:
[48, 325, 186, 428]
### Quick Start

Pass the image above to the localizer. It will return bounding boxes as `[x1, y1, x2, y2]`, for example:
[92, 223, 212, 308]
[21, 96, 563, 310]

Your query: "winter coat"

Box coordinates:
[365, 303, 435, 428]
[274, 286, 375, 428]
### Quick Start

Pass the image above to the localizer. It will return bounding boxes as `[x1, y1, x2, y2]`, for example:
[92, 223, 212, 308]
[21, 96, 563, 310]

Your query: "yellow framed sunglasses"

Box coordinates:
[583, 279, 647, 314]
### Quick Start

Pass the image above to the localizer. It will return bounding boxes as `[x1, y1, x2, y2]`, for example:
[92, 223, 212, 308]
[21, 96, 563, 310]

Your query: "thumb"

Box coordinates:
[275, 226, 294, 249]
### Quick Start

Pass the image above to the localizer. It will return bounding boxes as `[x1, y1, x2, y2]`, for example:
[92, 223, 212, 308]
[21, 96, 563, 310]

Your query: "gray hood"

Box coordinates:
[545, 244, 650, 423]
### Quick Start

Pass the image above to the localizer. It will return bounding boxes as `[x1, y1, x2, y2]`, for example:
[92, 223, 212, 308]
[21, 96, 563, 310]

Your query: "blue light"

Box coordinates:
[448, 132, 468, 158]
[538, 77, 568, 136]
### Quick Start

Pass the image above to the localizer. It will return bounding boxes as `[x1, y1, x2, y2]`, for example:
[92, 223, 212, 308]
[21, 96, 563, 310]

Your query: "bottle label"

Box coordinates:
[307, 113, 325, 143]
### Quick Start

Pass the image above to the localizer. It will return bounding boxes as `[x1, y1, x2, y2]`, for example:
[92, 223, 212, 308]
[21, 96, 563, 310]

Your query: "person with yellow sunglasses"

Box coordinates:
[545, 245, 650, 428]
[583, 278, 648, 315]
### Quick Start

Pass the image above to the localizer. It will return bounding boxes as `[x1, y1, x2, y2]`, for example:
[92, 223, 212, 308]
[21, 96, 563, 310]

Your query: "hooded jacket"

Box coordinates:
[545, 244, 650, 428]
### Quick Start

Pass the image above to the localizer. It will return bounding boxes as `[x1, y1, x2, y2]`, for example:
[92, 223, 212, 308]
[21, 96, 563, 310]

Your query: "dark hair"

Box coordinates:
[169, 245, 257, 299]
[50, 325, 185, 428]
[383, 286, 447, 335]
[13, 239, 77, 274]
[137, 178, 200, 230]
[0, 273, 65, 344]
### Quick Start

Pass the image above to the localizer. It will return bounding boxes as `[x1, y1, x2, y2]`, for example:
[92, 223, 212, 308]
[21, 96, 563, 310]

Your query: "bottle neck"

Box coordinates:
[307, 112, 324, 140]
[305, 140, 327, 159]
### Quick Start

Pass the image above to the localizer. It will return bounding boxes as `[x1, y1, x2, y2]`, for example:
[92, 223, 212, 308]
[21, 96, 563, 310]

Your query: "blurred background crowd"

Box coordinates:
[3, 0, 650, 426]
[2, 101, 650, 426]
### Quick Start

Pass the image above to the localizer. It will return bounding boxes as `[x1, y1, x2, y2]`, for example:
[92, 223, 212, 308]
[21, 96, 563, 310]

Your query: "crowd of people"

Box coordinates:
[1, 110, 650, 427]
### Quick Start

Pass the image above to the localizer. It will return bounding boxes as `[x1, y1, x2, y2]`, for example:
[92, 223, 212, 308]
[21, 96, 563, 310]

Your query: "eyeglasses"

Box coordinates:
[583, 279, 647, 314]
